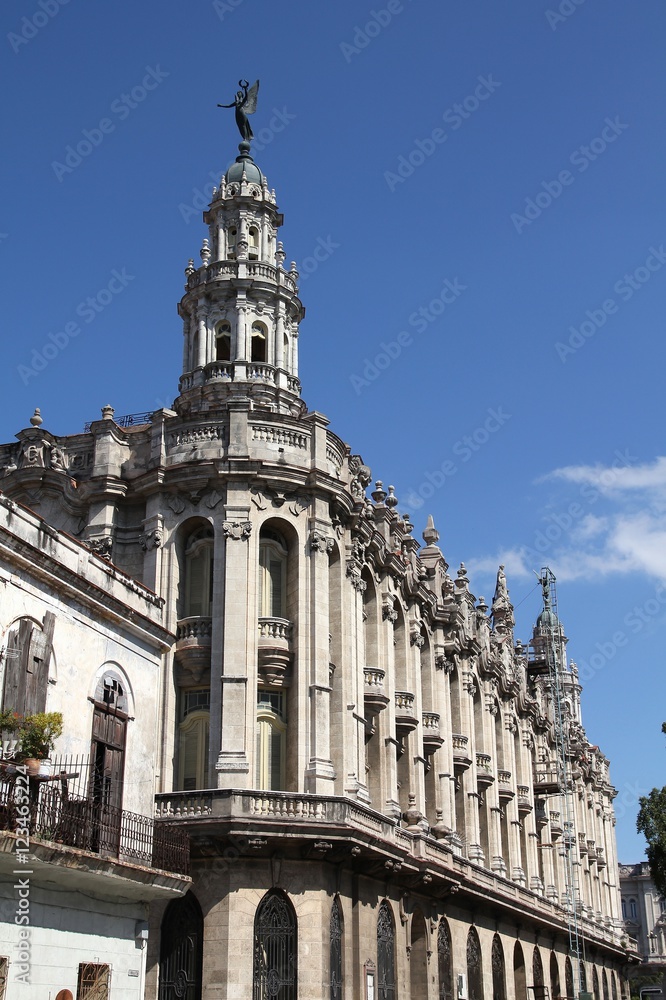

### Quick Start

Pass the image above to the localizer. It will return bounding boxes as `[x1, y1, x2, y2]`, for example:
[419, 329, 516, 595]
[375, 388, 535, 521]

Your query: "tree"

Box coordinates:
[636, 722, 666, 898]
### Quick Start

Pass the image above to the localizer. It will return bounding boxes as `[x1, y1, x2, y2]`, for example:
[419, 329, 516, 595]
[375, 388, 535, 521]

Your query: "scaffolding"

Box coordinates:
[529, 567, 587, 1000]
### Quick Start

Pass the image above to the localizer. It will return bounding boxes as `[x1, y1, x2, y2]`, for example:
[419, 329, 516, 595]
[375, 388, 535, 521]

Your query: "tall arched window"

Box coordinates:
[253, 890, 297, 1000]
[629, 899, 637, 920]
[593, 966, 600, 1000]
[603, 970, 610, 1000]
[621, 899, 627, 920]
[377, 901, 396, 1000]
[565, 957, 574, 1000]
[611, 972, 618, 1000]
[580, 962, 588, 994]
[228, 226, 237, 260]
[256, 689, 286, 790]
[410, 910, 428, 1000]
[467, 927, 483, 1000]
[249, 226, 259, 260]
[492, 935, 506, 1000]
[159, 892, 203, 1000]
[259, 530, 288, 618]
[184, 525, 214, 618]
[216, 322, 231, 362]
[330, 896, 343, 1000]
[251, 321, 267, 363]
[438, 919, 453, 1000]
[178, 689, 210, 791]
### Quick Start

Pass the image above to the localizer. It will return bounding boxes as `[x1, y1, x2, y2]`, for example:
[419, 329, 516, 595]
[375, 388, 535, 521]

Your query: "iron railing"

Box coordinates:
[0, 775, 189, 875]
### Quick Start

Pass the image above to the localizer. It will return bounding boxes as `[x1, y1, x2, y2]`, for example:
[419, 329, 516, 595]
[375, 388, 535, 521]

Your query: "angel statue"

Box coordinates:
[218, 79, 260, 142]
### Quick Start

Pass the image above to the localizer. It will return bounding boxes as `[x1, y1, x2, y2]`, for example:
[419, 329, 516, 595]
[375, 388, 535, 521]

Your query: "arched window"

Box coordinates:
[377, 901, 395, 1000]
[492, 935, 506, 1000]
[184, 525, 214, 618]
[629, 899, 637, 920]
[228, 226, 237, 260]
[249, 226, 259, 260]
[251, 321, 267, 363]
[593, 966, 600, 1000]
[259, 530, 288, 619]
[178, 689, 210, 791]
[256, 689, 286, 790]
[621, 899, 627, 920]
[282, 332, 289, 371]
[216, 322, 231, 362]
[580, 962, 588, 994]
[603, 970, 610, 1000]
[438, 919, 453, 1000]
[467, 927, 483, 1000]
[159, 892, 203, 1000]
[253, 890, 297, 1000]
[330, 896, 343, 1000]
[611, 972, 618, 1000]
[1, 613, 54, 717]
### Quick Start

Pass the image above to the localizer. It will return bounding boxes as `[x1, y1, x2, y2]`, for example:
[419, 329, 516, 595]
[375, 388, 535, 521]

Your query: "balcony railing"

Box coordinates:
[363, 668, 390, 717]
[0, 780, 189, 875]
[452, 734, 472, 771]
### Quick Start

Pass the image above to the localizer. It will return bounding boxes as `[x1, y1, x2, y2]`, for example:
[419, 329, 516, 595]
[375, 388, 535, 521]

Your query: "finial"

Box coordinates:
[371, 480, 387, 505]
[275, 241, 286, 269]
[402, 513, 413, 535]
[101, 404, 115, 420]
[476, 596, 488, 615]
[185, 259, 195, 276]
[422, 514, 439, 546]
[217, 80, 260, 143]
[200, 239, 211, 266]
[386, 485, 398, 509]
[30, 407, 43, 428]
[289, 261, 299, 278]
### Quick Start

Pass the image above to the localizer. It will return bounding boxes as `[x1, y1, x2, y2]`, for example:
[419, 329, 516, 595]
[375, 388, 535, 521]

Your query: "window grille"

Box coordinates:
[330, 896, 343, 1000]
[76, 964, 110, 1000]
[438, 920, 453, 1000]
[377, 901, 395, 1000]
[253, 890, 297, 1000]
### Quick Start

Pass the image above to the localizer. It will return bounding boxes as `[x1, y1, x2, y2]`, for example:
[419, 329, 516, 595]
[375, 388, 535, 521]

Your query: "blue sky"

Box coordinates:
[1, 0, 665, 862]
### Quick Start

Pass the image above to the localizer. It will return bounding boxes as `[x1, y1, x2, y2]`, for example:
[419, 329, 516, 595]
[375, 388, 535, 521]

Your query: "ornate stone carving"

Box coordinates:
[140, 529, 163, 551]
[204, 489, 224, 509]
[223, 520, 252, 540]
[348, 454, 371, 499]
[167, 495, 187, 514]
[346, 562, 366, 592]
[382, 594, 398, 623]
[410, 621, 425, 647]
[89, 536, 113, 560]
[309, 529, 334, 554]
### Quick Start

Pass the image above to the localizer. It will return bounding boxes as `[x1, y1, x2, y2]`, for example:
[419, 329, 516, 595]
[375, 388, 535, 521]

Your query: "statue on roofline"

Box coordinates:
[218, 79, 260, 142]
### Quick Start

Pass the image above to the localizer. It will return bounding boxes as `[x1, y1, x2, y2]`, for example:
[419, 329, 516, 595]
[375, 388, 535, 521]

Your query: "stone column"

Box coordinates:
[435, 652, 455, 833]
[196, 301, 207, 369]
[304, 515, 336, 793]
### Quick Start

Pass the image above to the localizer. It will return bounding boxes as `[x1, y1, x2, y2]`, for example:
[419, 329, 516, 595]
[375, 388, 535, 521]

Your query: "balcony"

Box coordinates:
[175, 616, 212, 682]
[517, 785, 532, 814]
[0, 778, 189, 877]
[258, 616, 292, 686]
[476, 753, 495, 789]
[422, 713, 444, 756]
[452, 734, 472, 772]
[364, 668, 390, 717]
[533, 760, 562, 795]
[550, 811, 563, 836]
[395, 691, 419, 739]
[497, 769, 515, 801]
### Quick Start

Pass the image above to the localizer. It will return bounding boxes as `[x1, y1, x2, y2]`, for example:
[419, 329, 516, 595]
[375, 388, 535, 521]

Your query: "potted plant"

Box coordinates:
[18, 712, 63, 776]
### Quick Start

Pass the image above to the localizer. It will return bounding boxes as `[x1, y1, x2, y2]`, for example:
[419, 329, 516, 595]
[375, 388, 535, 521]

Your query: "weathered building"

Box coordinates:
[619, 863, 666, 971]
[0, 133, 635, 999]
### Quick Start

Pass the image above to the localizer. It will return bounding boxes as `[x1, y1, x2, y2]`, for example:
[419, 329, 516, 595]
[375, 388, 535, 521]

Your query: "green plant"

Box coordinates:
[0, 708, 20, 735]
[18, 712, 63, 759]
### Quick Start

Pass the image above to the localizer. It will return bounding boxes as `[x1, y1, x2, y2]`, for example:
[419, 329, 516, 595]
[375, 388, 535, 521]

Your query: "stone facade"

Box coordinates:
[619, 863, 666, 969]
[0, 139, 636, 998]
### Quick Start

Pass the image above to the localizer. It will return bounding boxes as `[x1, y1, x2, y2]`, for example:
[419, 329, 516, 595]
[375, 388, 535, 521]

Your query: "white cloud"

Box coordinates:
[469, 456, 666, 590]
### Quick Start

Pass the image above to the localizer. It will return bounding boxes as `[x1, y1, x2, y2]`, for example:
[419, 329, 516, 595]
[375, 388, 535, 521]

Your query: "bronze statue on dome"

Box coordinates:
[218, 79, 260, 142]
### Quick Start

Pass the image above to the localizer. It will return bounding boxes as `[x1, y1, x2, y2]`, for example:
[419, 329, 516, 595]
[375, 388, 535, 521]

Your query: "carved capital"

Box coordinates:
[346, 561, 366, 592]
[309, 529, 334, 554]
[223, 520, 252, 541]
[140, 528, 163, 551]
[382, 593, 398, 623]
[89, 536, 113, 560]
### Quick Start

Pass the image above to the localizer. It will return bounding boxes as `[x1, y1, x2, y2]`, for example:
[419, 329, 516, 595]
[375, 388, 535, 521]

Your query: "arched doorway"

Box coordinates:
[492, 934, 506, 1000]
[377, 900, 396, 1000]
[550, 952, 561, 1000]
[514, 942, 527, 1000]
[565, 956, 574, 1000]
[467, 927, 483, 1000]
[438, 919, 453, 1000]
[252, 890, 297, 1000]
[533, 946, 545, 999]
[159, 892, 203, 1000]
